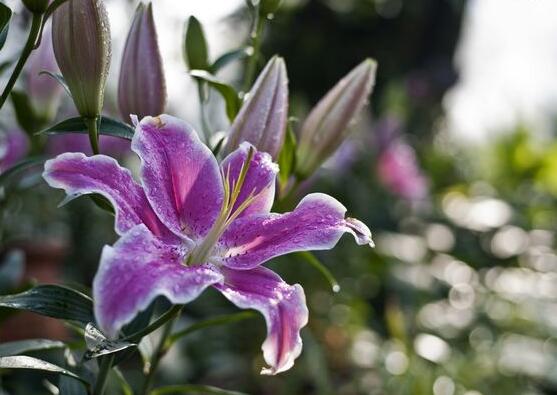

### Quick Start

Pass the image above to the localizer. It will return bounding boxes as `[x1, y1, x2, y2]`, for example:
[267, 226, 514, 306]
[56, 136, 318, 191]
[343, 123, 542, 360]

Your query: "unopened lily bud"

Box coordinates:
[22, 0, 49, 13]
[295, 59, 376, 178]
[118, 2, 166, 122]
[224, 56, 288, 159]
[26, 24, 63, 121]
[51, 0, 111, 119]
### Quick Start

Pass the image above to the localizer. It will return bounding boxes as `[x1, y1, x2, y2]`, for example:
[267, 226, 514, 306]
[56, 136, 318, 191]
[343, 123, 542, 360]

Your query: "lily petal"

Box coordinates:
[93, 225, 223, 337]
[43, 152, 172, 239]
[132, 115, 224, 240]
[219, 193, 373, 270]
[214, 266, 308, 375]
[221, 142, 278, 218]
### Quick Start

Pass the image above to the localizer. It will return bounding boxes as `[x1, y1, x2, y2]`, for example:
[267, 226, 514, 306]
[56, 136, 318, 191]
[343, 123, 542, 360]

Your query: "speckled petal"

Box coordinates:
[43, 152, 173, 239]
[94, 225, 223, 337]
[220, 142, 278, 218]
[218, 193, 373, 270]
[131, 115, 224, 241]
[214, 266, 308, 375]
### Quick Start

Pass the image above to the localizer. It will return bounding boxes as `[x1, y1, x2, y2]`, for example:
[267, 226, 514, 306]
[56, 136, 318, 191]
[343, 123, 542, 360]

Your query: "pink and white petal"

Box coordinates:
[219, 193, 373, 270]
[221, 142, 278, 218]
[43, 152, 172, 239]
[214, 267, 308, 375]
[93, 225, 223, 337]
[132, 115, 224, 240]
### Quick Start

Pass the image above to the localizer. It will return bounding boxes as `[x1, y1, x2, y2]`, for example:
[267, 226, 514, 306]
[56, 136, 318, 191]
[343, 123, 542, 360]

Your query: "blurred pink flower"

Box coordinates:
[377, 138, 428, 201]
[0, 129, 29, 172]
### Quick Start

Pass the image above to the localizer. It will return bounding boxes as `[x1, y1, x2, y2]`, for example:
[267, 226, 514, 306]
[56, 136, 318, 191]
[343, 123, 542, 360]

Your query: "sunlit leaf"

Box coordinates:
[40, 116, 135, 140]
[0, 356, 88, 385]
[0, 3, 11, 51]
[278, 122, 297, 191]
[184, 16, 209, 71]
[0, 284, 94, 324]
[0, 339, 66, 357]
[190, 70, 242, 121]
[210, 47, 251, 73]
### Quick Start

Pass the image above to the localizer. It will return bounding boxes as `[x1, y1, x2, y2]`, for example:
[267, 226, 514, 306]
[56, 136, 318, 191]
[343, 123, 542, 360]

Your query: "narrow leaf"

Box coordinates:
[167, 311, 255, 346]
[40, 116, 135, 140]
[0, 284, 94, 324]
[190, 70, 241, 121]
[210, 47, 250, 73]
[0, 339, 66, 357]
[295, 252, 340, 293]
[11, 90, 44, 134]
[184, 16, 209, 70]
[0, 3, 11, 51]
[0, 157, 45, 188]
[0, 356, 88, 385]
[150, 384, 248, 395]
[39, 71, 72, 98]
[278, 122, 297, 190]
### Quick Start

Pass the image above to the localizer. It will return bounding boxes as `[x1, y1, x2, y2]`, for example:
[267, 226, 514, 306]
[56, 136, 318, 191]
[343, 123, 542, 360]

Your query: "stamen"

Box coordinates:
[186, 147, 262, 265]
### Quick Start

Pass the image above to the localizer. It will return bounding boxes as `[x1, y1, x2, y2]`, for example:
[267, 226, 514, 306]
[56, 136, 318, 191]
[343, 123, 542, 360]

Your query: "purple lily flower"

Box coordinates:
[43, 114, 372, 374]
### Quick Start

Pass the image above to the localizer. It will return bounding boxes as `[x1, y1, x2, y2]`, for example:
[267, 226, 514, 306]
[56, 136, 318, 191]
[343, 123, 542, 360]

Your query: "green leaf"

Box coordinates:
[39, 71, 72, 98]
[150, 384, 249, 395]
[278, 123, 297, 190]
[84, 323, 136, 359]
[295, 252, 340, 293]
[0, 339, 66, 357]
[190, 70, 242, 122]
[184, 16, 209, 71]
[0, 284, 94, 324]
[167, 311, 255, 346]
[11, 90, 46, 134]
[112, 367, 133, 395]
[0, 356, 88, 385]
[210, 47, 251, 74]
[0, 3, 11, 51]
[0, 157, 45, 188]
[40, 116, 135, 140]
[59, 374, 88, 395]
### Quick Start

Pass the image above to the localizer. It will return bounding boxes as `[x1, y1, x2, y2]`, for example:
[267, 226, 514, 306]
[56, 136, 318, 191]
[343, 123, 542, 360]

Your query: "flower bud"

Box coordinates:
[26, 24, 63, 121]
[22, 0, 49, 13]
[223, 56, 288, 159]
[295, 59, 376, 178]
[51, 0, 111, 119]
[118, 2, 166, 122]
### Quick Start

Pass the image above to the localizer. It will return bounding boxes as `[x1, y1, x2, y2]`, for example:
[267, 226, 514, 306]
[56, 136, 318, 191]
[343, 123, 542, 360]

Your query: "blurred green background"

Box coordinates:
[2, 0, 557, 394]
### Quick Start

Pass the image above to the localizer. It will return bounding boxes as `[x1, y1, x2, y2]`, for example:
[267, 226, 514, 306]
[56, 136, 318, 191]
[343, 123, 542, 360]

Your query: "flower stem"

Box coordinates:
[124, 304, 182, 343]
[93, 354, 114, 395]
[197, 83, 212, 144]
[84, 117, 100, 155]
[0, 12, 44, 110]
[243, 11, 265, 92]
[140, 313, 179, 395]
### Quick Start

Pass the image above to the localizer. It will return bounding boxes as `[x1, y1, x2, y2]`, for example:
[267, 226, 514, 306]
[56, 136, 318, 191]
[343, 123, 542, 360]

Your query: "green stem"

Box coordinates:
[84, 117, 100, 155]
[140, 314, 179, 395]
[0, 13, 44, 110]
[197, 83, 211, 144]
[93, 354, 114, 395]
[124, 305, 182, 343]
[242, 11, 265, 92]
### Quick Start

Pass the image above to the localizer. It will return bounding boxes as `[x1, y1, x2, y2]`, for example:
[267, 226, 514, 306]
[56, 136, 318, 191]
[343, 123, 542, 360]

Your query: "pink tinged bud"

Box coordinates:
[295, 59, 377, 178]
[224, 56, 288, 159]
[51, 0, 111, 119]
[26, 24, 63, 120]
[118, 2, 166, 122]
[377, 139, 428, 201]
